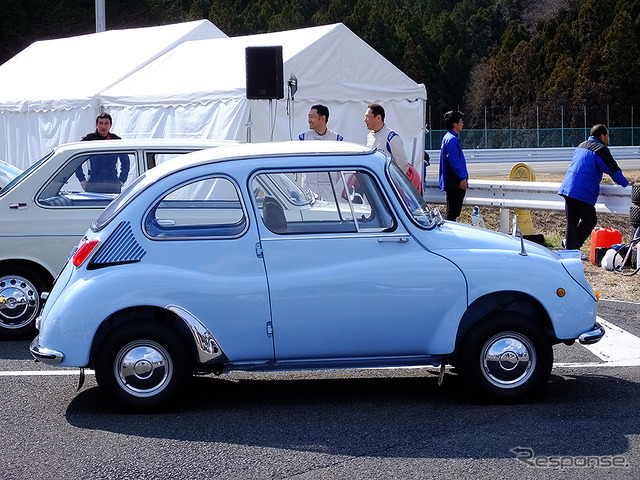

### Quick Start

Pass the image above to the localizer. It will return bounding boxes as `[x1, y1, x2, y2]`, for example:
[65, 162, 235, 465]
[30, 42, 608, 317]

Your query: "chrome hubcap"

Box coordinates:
[0, 275, 39, 329]
[115, 341, 173, 397]
[481, 332, 536, 388]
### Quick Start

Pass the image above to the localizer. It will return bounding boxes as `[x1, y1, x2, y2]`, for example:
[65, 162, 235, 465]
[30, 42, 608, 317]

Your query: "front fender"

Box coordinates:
[444, 249, 597, 340]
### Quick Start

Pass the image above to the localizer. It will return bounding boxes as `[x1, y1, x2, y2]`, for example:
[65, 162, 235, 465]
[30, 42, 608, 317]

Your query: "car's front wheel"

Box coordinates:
[95, 322, 191, 409]
[0, 268, 48, 339]
[459, 313, 553, 401]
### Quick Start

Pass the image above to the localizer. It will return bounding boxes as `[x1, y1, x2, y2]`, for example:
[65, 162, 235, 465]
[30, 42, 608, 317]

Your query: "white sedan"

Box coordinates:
[0, 139, 232, 338]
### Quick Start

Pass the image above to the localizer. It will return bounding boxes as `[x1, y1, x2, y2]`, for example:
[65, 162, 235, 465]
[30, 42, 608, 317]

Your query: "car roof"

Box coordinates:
[144, 140, 378, 180]
[52, 138, 237, 154]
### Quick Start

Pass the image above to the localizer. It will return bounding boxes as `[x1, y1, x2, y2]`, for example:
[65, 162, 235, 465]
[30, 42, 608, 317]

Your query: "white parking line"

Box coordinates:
[0, 370, 92, 376]
[554, 317, 640, 368]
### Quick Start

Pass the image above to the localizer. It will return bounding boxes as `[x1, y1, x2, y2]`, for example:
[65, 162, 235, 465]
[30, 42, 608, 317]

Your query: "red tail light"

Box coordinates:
[73, 239, 99, 267]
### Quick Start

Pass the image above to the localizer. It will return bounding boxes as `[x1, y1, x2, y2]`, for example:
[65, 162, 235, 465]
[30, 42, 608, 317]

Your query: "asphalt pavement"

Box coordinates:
[0, 298, 638, 479]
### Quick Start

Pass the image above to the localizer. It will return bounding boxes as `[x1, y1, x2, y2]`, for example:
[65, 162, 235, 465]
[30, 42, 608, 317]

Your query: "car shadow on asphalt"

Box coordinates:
[64, 370, 639, 460]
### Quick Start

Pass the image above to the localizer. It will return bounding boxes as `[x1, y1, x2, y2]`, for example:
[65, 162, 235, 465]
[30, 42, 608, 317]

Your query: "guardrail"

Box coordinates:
[423, 178, 632, 232]
[425, 145, 640, 164]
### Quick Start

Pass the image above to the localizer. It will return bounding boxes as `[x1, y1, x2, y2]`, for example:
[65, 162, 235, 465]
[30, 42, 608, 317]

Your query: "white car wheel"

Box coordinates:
[0, 270, 45, 338]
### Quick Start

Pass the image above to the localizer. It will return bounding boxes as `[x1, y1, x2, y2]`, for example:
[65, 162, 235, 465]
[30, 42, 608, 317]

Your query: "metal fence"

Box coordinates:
[423, 178, 631, 232]
[426, 127, 640, 150]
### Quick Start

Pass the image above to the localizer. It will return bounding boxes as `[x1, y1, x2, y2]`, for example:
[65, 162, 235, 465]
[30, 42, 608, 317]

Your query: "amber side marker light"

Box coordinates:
[593, 289, 600, 302]
[73, 239, 99, 267]
[556, 288, 566, 297]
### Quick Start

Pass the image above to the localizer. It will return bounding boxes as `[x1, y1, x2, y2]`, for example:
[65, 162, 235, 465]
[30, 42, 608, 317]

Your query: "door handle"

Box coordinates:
[377, 236, 410, 243]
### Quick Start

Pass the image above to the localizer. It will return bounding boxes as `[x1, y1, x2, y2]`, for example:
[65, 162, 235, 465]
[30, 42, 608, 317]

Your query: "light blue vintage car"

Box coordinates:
[31, 141, 604, 408]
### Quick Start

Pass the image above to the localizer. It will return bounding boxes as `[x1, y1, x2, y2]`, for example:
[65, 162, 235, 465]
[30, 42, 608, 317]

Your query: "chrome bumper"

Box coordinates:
[30, 336, 64, 365]
[578, 321, 606, 345]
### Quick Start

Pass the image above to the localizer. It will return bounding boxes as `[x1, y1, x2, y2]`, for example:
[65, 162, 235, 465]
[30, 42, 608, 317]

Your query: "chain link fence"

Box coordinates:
[426, 127, 640, 150]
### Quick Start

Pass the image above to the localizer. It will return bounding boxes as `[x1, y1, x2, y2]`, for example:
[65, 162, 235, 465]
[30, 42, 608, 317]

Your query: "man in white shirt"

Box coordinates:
[364, 103, 422, 192]
[299, 105, 344, 141]
[364, 103, 410, 172]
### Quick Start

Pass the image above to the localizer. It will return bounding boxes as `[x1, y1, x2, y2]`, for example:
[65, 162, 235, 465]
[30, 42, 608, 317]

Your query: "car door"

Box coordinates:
[143, 174, 274, 362]
[253, 169, 466, 362]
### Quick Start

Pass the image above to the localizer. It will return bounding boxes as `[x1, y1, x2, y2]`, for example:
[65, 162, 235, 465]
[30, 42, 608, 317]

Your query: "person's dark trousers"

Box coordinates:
[445, 187, 466, 221]
[562, 195, 597, 249]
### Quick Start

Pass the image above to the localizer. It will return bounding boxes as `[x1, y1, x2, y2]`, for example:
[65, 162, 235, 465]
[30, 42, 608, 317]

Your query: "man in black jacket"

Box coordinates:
[75, 113, 129, 193]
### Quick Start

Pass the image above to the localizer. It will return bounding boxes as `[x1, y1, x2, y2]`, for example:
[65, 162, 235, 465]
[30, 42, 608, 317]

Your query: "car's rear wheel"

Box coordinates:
[0, 268, 47, 339]
[632, 183, 640, 206]
[95, 322, 191, 409]
[630, 204, 640, 228]
[459, 313, 553, 401]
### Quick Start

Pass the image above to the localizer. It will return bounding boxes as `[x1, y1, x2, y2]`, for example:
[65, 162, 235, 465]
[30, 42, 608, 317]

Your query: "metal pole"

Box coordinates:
[561, 105, 564, 147]
[536, 105, 540, 147]
[632, 106, 635, 146]
[584, 104, 587, 139]
[484, 106, 488, 148]
[428, 104, 432, 150]
[95, 0, 106, 32]
[509, 106, 512, 148]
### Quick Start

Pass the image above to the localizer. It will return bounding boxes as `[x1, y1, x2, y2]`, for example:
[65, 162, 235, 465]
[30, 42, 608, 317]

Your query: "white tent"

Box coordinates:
[101, 23, 427, 168]
[0, 20, 226, 169]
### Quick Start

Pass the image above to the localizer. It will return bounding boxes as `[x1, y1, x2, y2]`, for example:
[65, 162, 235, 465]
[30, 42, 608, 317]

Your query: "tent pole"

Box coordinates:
[95, 0, 106, 32]
[269, 99, 274, 141]
[246, 109, 253, 143]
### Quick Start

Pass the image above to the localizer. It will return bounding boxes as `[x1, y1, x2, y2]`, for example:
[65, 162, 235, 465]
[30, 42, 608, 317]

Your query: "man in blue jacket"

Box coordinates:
[559, 124, 631, 250]
[439, 110, 468, 220]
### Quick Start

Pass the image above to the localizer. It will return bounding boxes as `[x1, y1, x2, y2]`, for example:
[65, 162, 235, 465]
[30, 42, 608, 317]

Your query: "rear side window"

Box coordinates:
[145, 177, 246, 239]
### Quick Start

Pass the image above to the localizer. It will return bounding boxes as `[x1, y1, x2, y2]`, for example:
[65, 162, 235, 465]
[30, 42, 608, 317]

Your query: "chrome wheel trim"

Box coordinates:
[480, 331, 536, 389]
[0, 275, 40, 330]
[114, 340, 173, 398]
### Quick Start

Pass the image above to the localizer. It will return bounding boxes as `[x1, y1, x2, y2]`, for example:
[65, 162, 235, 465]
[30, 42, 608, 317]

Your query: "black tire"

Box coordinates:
[0, 267, 49, 339]
[458, 313, 553, 402]
[632, 183, 640, 206]
[94, 322, 191, 409]
[631, 204, 640, 228]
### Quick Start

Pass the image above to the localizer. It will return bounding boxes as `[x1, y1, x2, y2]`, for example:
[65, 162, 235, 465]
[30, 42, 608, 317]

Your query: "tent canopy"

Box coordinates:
[102, 23, 425, 105]
[0, 20, 226, 113]
[0, 22, 427, 170]
[101, 23, 427, 163]
[0, 20, 226, 168]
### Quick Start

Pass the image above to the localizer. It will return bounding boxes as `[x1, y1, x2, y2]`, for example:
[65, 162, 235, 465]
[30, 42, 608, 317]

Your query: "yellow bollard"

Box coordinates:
[510, 163, 536, 236]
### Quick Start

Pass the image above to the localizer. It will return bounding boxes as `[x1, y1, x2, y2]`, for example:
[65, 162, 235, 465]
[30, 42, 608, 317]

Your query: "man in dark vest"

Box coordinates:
[75, 113, 129, 193]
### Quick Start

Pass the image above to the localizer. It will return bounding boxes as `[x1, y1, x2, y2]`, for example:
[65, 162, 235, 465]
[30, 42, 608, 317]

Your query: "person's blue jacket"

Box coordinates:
[558, 136, 629, 205]
[439, 130, 468, 191]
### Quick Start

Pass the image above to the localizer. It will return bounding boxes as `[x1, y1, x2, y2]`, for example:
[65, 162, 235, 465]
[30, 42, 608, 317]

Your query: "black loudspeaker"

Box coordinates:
[245, 46, 284, 100]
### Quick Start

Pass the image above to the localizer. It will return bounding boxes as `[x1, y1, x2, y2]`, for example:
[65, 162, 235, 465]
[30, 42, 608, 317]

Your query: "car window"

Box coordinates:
[387, 162, 439, 229]
[145, 176, 246, 239]
[38, 152, 138, 207]
[0, 161, 22, 188]
[252, 170, 395, 234]
[0, 151, 53, 196]
[146, 152, 191, 170]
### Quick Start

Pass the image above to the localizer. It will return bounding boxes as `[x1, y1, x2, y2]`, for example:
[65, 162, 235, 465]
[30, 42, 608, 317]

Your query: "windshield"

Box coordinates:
[265, 173, 315, 206]
[92, 171, 151, 231]
[0, 161, 22, 188]
[387, 162, 440, 229]
[0, 151, 53, 196]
